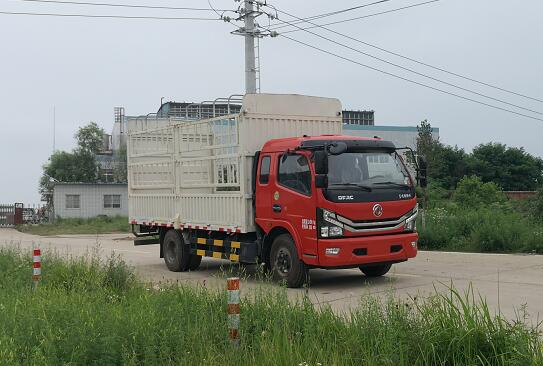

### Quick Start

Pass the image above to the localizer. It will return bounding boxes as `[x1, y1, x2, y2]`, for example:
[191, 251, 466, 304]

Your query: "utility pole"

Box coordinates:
[52, 106, 56, 153]
[231, 0, 276, 94]
[243, 0, 257, 94]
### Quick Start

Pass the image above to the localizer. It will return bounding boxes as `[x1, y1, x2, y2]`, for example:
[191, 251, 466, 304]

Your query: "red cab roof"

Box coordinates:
[261, 134, 381, 153]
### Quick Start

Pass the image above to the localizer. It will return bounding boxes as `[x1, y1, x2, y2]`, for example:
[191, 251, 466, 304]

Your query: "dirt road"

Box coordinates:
[2, 228, 542, 322]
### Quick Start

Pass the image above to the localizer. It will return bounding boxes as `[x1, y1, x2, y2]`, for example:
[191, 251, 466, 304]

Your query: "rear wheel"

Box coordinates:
[270, 234, 308, 288]
[359, 263, 392, 277]
[163, 230, 190, 272]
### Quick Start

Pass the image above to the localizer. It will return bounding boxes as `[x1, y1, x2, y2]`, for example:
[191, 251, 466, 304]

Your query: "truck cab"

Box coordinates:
[255, 135, 419, 287]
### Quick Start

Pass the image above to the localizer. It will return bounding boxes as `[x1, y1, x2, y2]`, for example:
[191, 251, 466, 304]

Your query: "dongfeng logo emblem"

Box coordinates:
[373, 203, 383, 218]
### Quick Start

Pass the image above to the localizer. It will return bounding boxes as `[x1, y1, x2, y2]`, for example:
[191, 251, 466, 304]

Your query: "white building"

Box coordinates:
[53, 183, 128, 219]
[343, 124, 439, 150]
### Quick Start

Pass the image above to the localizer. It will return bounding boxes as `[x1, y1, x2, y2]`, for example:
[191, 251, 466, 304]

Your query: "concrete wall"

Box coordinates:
[53, 184, 128, 219]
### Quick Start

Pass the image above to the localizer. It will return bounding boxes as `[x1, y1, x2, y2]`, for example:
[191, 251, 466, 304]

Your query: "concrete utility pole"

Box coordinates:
[243, 0, 257, 94]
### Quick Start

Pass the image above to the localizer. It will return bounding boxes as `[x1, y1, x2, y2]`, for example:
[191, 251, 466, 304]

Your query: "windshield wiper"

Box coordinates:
[329, 183, 372, 192]
[372, 181, 410, 189]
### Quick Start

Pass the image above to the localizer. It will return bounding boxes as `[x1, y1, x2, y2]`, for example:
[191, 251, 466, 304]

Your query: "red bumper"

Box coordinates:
[317, 233, 418, 268]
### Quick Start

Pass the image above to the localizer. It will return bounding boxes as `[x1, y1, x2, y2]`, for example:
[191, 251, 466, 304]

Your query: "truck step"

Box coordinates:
[134, 237, 160, 246]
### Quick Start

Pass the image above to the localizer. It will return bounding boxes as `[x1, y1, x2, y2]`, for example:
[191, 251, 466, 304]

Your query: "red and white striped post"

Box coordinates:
[227, 277, 240, 346]
[32, 248, 41, 289]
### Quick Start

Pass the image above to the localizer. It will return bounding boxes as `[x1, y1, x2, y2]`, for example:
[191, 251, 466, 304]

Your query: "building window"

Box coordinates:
[104, 194, 121, 209]
[65, 195, 80, 209]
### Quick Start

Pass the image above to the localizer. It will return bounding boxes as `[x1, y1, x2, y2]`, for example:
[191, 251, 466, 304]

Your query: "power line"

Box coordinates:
[0, 10, 221, 20]
[271, 4, 543, 104]
[15, 0, 229, 12]
[269, 0, 393, 31]
[268, 11, 543, 116]
[280, 34, 543, 123]
[280, 0, 440, 35]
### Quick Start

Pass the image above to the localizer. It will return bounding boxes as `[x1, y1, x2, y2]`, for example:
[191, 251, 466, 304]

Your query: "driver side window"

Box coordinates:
[277, 154, 312, 196]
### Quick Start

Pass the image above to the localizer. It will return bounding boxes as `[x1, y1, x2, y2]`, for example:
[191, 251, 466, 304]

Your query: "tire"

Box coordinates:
[163, 230, 190, 272]
[188, 254, 202, 271]
[270, 234, 308, 288]
[359, 263, 392, 277]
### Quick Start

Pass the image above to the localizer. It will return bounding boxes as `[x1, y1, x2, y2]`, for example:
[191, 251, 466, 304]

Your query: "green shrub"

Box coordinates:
[418, 206, 543, 254]
[530, 188, 543, 221]
[453, 175, 506, 207]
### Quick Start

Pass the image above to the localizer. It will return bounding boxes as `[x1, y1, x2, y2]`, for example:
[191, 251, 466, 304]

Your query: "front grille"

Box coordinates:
[336, 207, 417, 234]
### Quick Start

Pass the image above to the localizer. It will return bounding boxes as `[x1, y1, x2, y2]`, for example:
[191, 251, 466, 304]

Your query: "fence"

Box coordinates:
[0, 203, 49, 227]
[0, 203, 22, 227]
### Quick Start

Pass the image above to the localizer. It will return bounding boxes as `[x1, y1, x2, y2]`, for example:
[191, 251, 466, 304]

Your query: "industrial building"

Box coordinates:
[111, 98, 375, 153]
[344, 124, 440, 151]
[53, 183, 128, 219]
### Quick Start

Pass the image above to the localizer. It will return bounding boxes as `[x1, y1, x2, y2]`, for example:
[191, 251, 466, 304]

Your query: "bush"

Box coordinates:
[418, 206, 543, 254]
[453, 175, 506, 207]
[0, 247, 541, 365]
[530, 188, 543, 221]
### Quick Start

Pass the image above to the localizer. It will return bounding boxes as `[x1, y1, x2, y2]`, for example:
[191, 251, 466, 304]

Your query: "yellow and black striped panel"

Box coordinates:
[192, 238, 240, 262]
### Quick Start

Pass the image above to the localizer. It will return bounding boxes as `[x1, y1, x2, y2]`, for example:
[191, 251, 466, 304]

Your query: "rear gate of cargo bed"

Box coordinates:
[190, 237, 258, 264]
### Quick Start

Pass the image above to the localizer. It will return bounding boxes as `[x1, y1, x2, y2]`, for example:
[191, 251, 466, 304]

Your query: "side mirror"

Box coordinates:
[315, 174, 328, 189]
[314, 151, 328, 175]
[417, 156, 428, 188]
[328, 141, 347, 155]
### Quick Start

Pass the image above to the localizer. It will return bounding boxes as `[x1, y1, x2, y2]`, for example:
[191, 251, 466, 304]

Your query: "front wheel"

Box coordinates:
[270, 234, 308, 288]
[359, 263, 392, 277]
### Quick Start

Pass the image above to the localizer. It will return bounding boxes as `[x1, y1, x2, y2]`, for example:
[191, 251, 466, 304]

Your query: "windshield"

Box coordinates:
[327, 152, 411, 188]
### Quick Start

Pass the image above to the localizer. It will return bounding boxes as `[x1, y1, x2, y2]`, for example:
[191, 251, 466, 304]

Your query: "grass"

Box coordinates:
[16, 216, 130, 236]
[0, 246, 541, 365]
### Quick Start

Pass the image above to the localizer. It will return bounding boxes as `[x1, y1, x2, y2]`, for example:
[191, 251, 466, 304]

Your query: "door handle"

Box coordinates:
[272, 204, 282, 213]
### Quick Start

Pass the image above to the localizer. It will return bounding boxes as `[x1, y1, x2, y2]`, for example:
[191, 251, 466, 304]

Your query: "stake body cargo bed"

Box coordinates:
[127, 94, 342, 232]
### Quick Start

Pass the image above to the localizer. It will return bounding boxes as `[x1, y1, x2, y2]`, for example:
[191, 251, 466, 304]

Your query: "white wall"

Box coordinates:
[53, 184, 128, 219]
[343, 125, 440, 150]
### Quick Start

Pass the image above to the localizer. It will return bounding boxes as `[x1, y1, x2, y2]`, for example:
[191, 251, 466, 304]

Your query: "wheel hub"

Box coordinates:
[276, 249, 291, 274]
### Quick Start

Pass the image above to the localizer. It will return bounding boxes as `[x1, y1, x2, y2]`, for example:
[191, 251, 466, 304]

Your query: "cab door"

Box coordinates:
[255, 153, 273, 221]
[269, 153, 318, 260]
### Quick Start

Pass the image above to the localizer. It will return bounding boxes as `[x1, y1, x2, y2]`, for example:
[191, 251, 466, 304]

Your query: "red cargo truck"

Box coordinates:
[129, 94, 426, 287]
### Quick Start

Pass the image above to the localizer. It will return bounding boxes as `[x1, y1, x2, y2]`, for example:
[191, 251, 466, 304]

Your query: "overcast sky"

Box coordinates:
[1, 0, 542, 203]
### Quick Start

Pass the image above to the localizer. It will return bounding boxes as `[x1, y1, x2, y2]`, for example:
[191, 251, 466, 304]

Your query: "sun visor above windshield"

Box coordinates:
[299, 139, 396, 152]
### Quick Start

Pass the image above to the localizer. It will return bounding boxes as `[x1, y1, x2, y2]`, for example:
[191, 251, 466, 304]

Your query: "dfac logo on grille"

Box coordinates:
[372, 203, 383, 218]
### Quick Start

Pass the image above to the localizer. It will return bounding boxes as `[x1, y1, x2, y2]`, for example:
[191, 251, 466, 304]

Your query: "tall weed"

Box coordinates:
[0, 247, 541, 365]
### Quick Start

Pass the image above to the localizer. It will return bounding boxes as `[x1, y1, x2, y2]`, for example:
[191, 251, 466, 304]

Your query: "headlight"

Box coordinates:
[319, 209, 344, 238]
[404, 205, 418, 232]
[404, 219, 416, 232]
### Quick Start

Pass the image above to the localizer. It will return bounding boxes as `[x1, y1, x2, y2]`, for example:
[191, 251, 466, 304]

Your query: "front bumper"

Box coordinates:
[317, 232, 418, 268]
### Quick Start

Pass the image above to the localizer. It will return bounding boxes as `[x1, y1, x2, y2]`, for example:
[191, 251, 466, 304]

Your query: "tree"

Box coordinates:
[416, 119, 434, 160]
[75, 122, 105, 154]
[453, 175, 506, 207]
[431, 143, 468, 189]
[39, 150, 98, 206]
[113, 145, 128, 183]
[468, 143, 543, 191]
[415, 120, 467, 189]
